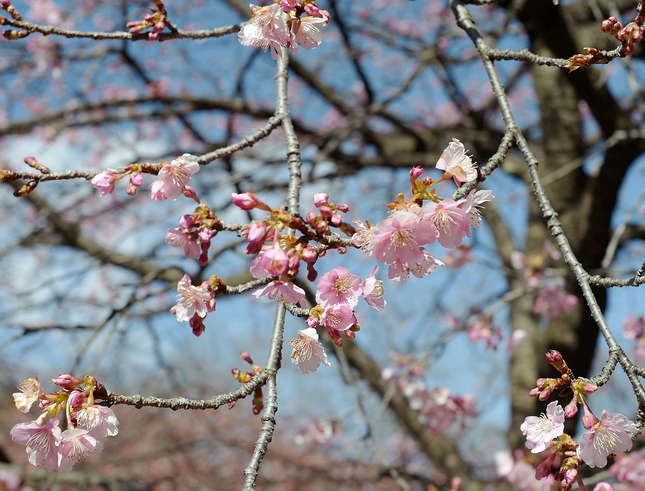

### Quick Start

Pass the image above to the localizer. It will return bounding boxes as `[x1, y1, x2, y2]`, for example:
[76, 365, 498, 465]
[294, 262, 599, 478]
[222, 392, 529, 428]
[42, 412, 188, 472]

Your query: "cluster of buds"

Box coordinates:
[305, 192, 354, 240]
[231, 352, 264, 414]
[165, 204, 222, 265]
[383, 354, 477, 435]
[10, 375, 119, 472]
[126, 0, 168, 41]
[602, 16, 644, 55]
[521, 350, 637, 489]
[91, 167, 144, 196]
[238, 0, 331, 56]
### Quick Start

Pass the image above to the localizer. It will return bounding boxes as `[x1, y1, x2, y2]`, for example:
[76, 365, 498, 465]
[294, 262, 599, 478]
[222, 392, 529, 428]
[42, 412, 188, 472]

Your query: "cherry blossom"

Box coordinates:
[150, 154, 200, 201]
[10, 419, 62, 471]
[238, 3, 290, 56]
[170, 274, 215, 323]
[290, 328, 331, 373]
[249, 243, 289, 279]
[165, 228, 201, 259]
[91, 171, 117, 196]
[58, 428, 103, 472]
[362, 266, 386, 310]
[520, 401, 565, 453]
[290, 16, 327, 50]
[75, 405, 119, 438]
[387, 252, 443, 281]
[12, 378, 41, 414]
[423, 199, 471, 248]
[252, 280, 307, 307]
[577, 411, 637, 468]
[373, 209, 437, 264]
[533, 278, 579, 320]
[435, 138, 477, 184]
[316, 267, 363, 307]
[320, 304, 356, 332]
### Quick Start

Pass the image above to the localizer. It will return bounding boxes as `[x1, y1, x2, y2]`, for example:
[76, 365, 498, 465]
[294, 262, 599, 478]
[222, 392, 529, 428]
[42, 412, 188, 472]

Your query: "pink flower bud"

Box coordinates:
[182, 185, 199, 202]
[91, 171, 117, 196]
[52, 374, 82, 390]
[302, 247, 317, 263]
[409, 166, 424, 180]
[581, 402, 598, 429]
[24, 156, 37, 165]
[336, 203, 350, 213]
[68, 390, 86, 410]
[313, 192, 329, 208]
[240, 352, 254, 364]
[330, 213, 342, 226]
[232, 192, 261, 210]
[564, 397, 578, 418]
[546, 350, 569, 374]
[129, 172, 143, 187]
[179, 214, 195, 229]
[247, 221, 267, 245]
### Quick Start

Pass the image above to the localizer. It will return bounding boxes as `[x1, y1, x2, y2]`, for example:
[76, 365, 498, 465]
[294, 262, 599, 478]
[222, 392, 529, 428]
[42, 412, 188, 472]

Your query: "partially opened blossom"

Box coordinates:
[578, 411, 637, 468]
[316, 267, 363, 307]
[459, 189, 494, 227]
[253, 280, 307, 307]
[171, 274, 215, 323]
[12, 378, 41, 413]
[290, 328, 331, 373]
[10, 419, 62, 471]
[362, 266, 385, 310]
[387, 252, 443, 281]
[150, 154, 200, 200]
[520, 401, 565, 453]
[250, 243, 289, 279]
[435, 138, 477, 184]
[91, 171, 117, 196]
[58, 428, 103, 472]
[75, 405, 119, 438]
[291, 16, 327, 50]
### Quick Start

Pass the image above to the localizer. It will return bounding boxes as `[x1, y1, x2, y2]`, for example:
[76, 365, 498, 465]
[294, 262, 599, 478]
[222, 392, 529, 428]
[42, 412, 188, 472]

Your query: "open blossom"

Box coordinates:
[362, 266, 385, 310]
[238, 3, 290, 55]
[165, 228, 201, 259]
[91, 171, 117, 196]
[387, 252, 442, 281]
[290, 15, 327, 50]
[423, 199, 471, 248]
[321, 304, 356, 332]
[75, 405, 119, 438]
[435, 138, 477, 184]
[13, 378, 41, 413]
[460, 189, 493, 227]
[10, 419, 62, 471]
[577, 411, 637, 468]
[250, 243, 289, 279]
[171, 274, 215, 322]
[58, 428, 103, 472]
[316, 267, 363, 307]
[290, 328, 331, 373]
[520, 401, 565, 453]
[150, 154, 199, 200]
[373, 210, 437, 264]
[253, 280, 307, 307]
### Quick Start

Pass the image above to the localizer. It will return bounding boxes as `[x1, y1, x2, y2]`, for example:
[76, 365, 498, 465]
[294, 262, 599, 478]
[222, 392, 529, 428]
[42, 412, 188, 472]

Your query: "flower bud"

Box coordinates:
[232, 192, 261, 210]
[409, 166, 424, 180]
[68, 390, 86, 410]
[52, 374, 82, 390]
[240, 352, 253, 364]
[313, 192, 329, 208]
[546, 350, 569, 374]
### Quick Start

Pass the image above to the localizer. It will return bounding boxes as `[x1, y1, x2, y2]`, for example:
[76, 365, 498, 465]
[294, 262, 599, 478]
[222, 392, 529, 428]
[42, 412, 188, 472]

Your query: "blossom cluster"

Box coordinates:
[165, 204, 222, 265]
[519, 350, 637, 489]
[171, 274, 219, 336]
[383, 354, 477, 434]
[353, 139, 492, 281]
[238, 0, 331, 56]
[91, 153, 200, 200]
[511, 244, 579, 321]
[601, 16, 644, 55]
[10, 375, 119, 472]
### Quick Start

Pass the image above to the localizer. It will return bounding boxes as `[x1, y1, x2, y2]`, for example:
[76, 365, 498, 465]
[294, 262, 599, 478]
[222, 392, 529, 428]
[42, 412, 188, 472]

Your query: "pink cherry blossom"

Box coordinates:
[387, 252, 443, 281]
[291, 16, 327, 50]
[533, 279, 578, 320]
[171, 274, 215, 322]
[58, 428, 103, 472]
[249, 243, 289, 279]
[10, 418, 62, 471]
[321, 304, 356, 332]
[459, 189, 494, 227]
[362, 266, 385, 310]
[252, 280, 307, 307]
[435, 138, 477, 184]
[12, 378, 41, 413]
[373, 209, 437, 265]
[290, 328, 331, 373]
[423, 199, 471, 248]
[623, 315, 645, 339]
[316, 267, 363, 307]
[313, 192, 329, 207]
[577, 411, 637, 468]
[165, 228, 201, 259]
[75, 405, 119, 438]
[610, 451, 645, 485]
[91, 171, 117, 196]
[0, 469, 23, 491]
[238, 3, 290, 56]
[520, 401, 565, 453]
[150, 154, 199, 201]
[232, 192, 264, 210]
